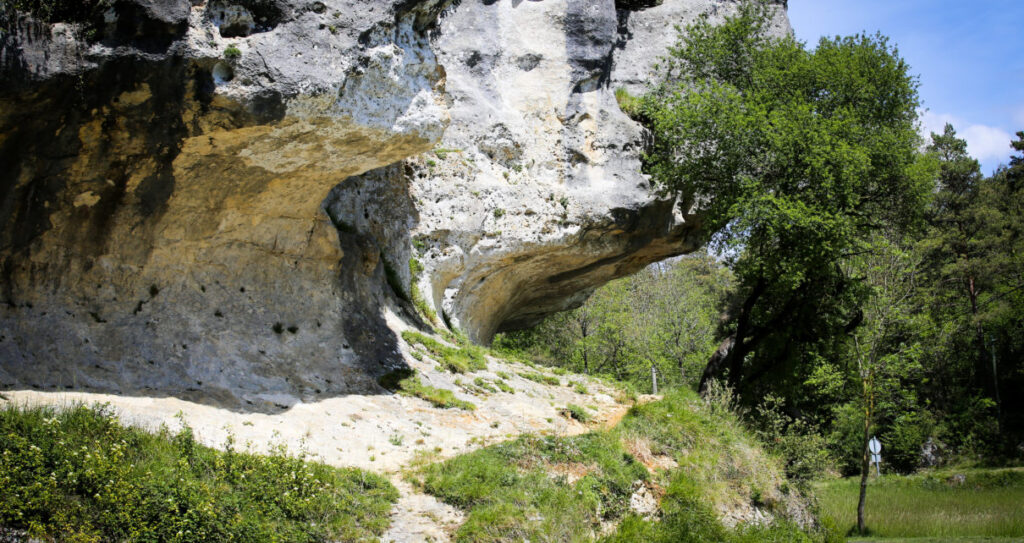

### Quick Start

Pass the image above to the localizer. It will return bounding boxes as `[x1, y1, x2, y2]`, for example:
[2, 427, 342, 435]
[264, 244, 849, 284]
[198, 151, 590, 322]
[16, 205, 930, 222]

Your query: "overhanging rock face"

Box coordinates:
[0, 0, 788, 409]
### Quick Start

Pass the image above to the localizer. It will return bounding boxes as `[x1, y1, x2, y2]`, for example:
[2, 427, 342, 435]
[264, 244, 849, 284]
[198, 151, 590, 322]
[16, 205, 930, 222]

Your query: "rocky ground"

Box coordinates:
[0, 325, 635, 542]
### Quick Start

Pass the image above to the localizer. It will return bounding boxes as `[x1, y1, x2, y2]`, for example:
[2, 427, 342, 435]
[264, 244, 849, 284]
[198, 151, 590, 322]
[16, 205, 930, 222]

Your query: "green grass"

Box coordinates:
[401, 331, 487, 373]
[379, 368, 476, 411]
[494, 379, 515, 394]
[564, 403, 592, 423]
[408, 258, 438, 325]
[614, 87, 641, 116]
[414, 389, 820, 543]
[604, 389, 818, 542]
[573, 382, 589, 394]
[414, 433, 648, 542]
[517, 371, 560, 386]
[0, 404, 397, 542]
[473, 377, 497, 393]
[815, 468, 1024, 540]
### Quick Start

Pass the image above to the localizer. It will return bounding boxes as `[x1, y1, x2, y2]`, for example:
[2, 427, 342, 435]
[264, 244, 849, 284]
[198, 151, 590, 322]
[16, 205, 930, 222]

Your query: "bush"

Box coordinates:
[0, 404, 398, 542]
[753, 395, 836, 482]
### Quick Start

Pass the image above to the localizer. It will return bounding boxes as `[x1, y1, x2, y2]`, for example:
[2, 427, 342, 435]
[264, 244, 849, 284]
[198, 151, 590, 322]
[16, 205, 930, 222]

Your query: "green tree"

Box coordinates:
[497, 252, 731, 392]
[843, 239, 923, 532]
[639, 1, 932, 400]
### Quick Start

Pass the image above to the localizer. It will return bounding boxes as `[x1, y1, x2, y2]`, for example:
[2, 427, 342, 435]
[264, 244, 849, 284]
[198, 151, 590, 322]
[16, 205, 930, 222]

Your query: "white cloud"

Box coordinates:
[919, 110, 1013, 164]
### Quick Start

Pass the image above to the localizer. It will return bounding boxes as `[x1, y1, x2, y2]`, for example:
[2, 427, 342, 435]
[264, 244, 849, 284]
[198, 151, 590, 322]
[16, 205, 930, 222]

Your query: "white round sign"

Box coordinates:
[868, 437, 882, 454]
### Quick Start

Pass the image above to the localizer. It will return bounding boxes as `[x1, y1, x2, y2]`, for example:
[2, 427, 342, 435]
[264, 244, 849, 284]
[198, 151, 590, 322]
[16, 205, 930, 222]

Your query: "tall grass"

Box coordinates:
[815, 469, 1024, 539]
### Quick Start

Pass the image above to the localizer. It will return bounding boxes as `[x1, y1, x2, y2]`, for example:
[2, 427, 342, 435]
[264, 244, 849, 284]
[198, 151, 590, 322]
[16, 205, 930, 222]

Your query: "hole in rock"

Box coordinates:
[212, 61, 234, 85]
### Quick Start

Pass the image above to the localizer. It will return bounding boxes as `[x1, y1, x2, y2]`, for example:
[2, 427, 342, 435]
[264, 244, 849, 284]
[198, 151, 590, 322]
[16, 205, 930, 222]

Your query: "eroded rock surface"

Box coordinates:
[0, 0, 788, 407]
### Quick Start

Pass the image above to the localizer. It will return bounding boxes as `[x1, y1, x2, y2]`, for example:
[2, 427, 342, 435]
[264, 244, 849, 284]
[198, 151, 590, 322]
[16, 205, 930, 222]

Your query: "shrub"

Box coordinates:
[224, 45, 241, 59]
[0, 404, 398, 542]
[753, 395, 836, 482]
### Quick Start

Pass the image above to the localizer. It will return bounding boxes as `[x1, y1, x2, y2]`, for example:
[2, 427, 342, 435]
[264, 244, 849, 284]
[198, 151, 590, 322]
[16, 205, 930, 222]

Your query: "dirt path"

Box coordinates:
[382, 478, 465, 543]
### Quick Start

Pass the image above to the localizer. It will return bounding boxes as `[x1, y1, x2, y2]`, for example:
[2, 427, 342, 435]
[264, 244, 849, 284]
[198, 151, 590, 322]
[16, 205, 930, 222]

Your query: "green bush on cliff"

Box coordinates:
[0, 404, 398, 542]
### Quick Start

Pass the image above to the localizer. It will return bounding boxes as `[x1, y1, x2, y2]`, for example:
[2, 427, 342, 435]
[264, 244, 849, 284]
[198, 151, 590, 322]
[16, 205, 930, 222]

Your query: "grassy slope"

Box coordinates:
[815, 469, 1024, 540]
[0, 404, 398, 542]
[412, 388, 822, 542]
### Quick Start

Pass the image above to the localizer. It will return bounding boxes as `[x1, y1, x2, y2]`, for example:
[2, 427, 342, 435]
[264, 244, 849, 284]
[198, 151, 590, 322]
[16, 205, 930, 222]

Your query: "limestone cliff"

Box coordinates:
[0, 0, 788, 410]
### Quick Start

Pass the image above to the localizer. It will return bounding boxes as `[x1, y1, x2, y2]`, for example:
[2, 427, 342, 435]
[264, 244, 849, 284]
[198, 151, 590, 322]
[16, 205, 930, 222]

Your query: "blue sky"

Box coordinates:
[788, 1, 1024, 174]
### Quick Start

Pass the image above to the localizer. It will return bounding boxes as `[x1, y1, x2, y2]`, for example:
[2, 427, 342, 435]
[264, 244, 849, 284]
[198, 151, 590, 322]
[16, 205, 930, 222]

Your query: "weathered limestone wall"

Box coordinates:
[0, 0, 788, 409]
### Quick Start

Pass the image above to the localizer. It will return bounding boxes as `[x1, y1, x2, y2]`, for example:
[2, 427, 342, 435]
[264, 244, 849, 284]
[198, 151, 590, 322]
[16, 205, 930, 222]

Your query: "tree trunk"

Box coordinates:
[856, 420, 872, 528]
[699, 336, 735, 393]
[857, 368, 874, 535]
[967, 275, 1001, 428]
[698, 277, 765, 393]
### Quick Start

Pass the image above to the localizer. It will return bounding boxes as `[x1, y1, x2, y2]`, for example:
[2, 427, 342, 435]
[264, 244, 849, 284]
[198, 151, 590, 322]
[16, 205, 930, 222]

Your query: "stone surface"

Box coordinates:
[0, 0, 790, 406]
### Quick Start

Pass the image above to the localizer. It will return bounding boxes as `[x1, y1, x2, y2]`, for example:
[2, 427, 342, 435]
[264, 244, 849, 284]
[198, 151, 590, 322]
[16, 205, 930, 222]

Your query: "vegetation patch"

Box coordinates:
[0, 404, 397, 542]
[414, 432, 648, 542]
[517, 371, 560, 386]
[605, 389, 819, 541]
[563, 403, 592, 423]
[815, 468, 1024, 539]
[407, 258, 438, 325]
[402, 330, 487, 373]
[472, 377, 497, 393]
[379, 368, 475, 411]
[416, 389, 820, 542]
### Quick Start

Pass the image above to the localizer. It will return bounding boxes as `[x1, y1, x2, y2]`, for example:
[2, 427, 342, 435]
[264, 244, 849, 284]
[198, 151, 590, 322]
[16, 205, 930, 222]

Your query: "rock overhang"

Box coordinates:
[0, 0, 788, 405]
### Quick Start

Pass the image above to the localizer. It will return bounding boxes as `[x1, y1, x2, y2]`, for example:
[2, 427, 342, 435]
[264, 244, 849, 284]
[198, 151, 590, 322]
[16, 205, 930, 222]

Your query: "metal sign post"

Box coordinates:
[868, 437, 882, 476]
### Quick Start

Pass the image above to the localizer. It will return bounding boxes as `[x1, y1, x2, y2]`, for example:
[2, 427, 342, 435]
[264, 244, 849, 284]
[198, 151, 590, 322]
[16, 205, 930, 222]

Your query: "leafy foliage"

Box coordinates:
[640, 0, 930, 402]
[497, 251, 731, 392]
[0, 404, 398, 542]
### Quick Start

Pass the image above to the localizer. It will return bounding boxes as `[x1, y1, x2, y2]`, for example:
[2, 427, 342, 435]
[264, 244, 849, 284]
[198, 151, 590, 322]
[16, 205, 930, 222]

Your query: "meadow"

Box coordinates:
[815, 468, 1024, 541]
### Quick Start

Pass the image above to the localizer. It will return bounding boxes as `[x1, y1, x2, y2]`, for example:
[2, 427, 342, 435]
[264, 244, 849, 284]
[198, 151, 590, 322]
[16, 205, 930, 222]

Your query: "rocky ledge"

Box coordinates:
[0, 0, 788, 410]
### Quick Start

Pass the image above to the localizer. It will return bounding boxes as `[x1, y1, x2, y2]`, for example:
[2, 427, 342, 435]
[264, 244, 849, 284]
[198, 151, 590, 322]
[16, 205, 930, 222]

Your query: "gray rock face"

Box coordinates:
[0, 0, 789, 408]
